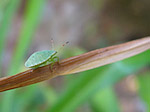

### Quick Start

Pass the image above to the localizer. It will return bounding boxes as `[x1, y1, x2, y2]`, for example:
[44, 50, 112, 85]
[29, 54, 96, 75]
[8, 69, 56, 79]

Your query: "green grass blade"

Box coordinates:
[91, 87, 120, 112]
[137, 72, 150, 112]
[1, 0, 46, 112]
[13, 85, 39, 112]
[0, 0, 20, 72]
[40, 84, 58, 105]
[8, 0, 45, 75]
[48, 50, 150, 112]
[14, 84, 57, 112]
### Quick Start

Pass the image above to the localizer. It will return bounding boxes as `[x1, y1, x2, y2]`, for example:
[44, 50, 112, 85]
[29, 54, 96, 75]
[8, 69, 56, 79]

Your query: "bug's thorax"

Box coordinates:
[52, 51, 57, 57]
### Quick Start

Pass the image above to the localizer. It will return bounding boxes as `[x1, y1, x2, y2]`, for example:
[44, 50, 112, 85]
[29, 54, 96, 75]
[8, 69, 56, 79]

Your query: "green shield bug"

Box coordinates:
[25, 50, 59, 69]
[25, 40, 69, 69]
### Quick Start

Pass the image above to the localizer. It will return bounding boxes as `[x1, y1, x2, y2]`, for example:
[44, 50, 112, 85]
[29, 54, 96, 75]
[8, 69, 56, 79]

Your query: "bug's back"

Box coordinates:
[25, 50, 56, 68]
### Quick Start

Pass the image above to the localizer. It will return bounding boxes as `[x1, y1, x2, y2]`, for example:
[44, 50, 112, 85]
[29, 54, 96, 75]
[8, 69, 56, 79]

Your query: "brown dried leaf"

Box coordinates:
[0, 37, 150, 92]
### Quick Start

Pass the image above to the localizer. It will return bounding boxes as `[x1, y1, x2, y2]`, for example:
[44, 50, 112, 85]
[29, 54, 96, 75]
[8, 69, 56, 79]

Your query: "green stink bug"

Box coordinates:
[25, 50, 59, 69]
[25, 40, 69, 69]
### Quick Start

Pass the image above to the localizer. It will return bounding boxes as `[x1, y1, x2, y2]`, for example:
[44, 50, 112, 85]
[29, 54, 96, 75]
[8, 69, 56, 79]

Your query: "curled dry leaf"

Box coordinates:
[0, 37, 150, 92]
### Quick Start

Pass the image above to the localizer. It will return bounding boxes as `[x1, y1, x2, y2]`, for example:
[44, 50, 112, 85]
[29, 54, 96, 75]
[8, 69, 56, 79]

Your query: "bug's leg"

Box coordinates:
[48, 59, 55, 72]
[53, 56, 60, 64]
[51, 61, 55, 70]
[48, 56, 59, 72]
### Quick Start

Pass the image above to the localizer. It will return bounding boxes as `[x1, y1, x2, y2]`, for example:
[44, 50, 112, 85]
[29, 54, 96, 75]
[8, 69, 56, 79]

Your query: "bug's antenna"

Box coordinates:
[51, 38, 54, 50]
[62, 41, 69, 47]
[57, 41, 69, 53]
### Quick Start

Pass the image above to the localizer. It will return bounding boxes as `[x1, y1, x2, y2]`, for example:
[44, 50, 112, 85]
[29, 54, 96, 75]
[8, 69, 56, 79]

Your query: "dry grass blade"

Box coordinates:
[0, 37, 150, 92]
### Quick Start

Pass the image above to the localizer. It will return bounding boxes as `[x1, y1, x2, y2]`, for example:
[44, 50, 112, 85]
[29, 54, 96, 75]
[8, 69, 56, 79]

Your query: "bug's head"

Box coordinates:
[62, 41, 69, 48]
[55, 51, 58, 55]
[57, 41, 69, 53]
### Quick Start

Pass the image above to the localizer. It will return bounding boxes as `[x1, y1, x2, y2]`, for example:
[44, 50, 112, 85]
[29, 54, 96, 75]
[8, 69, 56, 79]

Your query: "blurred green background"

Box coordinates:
[0, 0, 150, 112]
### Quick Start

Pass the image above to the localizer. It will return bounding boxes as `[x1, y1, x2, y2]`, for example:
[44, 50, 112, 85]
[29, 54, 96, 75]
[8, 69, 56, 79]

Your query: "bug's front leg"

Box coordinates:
[53, 56, 59, 62]
[48, 59, 55, 72]
[48, 56, 59, 72]
[52, 56, 60, 65]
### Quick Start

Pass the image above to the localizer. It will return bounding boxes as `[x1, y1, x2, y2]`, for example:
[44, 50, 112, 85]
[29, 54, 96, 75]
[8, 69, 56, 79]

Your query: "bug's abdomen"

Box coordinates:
[25, 50, 56, 68]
